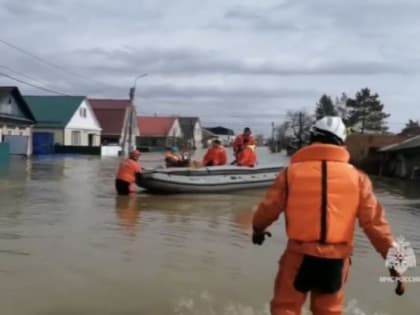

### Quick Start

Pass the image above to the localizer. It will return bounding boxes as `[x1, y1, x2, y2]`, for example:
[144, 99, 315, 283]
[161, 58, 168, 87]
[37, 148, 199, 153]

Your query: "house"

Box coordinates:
[89, 98, 139, 156]
[205, 126, 235, 146]
[136, 116, 183, 150]
[25, 95, 102, 155]
[178, 117, 203, 150]
[202, 128, 218, 148]
[378, 135, 420, 179]
[0, 87, 36, 156]
[345, 133, 403, 174]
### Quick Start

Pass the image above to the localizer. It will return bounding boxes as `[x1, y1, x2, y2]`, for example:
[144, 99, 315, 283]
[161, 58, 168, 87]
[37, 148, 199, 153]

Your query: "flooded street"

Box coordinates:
[0, 148, 419, 315]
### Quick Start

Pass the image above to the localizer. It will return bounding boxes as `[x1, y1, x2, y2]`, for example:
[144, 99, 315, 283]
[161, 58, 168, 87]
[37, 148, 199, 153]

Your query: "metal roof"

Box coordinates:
[379, 135, 420, 152]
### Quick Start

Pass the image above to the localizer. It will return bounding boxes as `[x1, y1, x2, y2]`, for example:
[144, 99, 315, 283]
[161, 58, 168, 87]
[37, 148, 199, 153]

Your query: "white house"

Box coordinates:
[24, 95, 101, 154]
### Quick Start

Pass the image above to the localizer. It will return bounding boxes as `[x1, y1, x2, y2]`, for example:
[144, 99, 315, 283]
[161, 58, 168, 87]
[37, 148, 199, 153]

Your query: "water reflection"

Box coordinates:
[115, 196, 141, 238]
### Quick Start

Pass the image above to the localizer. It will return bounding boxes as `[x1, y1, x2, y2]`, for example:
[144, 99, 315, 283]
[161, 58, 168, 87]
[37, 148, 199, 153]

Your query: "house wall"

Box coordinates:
[0, 124, 33, 156]
[136, 137, 183, 149]
[64, 129, 101, 146]
[34, 128, 65, 145]
[345, 134, 403, 165]
[66, 99, 102, 131]
[380, 148, 420, 179]
[0, 94, 25, 117]
[168, 119, 183, 138]
[64, 99, 101, 147]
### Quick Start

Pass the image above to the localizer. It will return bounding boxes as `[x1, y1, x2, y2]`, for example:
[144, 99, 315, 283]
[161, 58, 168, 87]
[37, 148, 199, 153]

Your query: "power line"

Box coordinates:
[0, 71, 68, 95]
[0, 65, 69, 95]
[0, 38, 107, 86]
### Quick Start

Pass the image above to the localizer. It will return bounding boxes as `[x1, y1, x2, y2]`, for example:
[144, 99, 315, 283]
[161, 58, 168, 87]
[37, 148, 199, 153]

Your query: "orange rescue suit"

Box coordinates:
[116, 159, 142, 184]
[233, 134, 256, 154]
[203, 147, 227, 166]
[252, 143, 395, 315]
[237, 146, 256, 167]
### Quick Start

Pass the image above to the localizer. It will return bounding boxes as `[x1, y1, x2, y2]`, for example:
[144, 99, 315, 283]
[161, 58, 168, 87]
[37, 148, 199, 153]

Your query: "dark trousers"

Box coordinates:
[115, 179, 130, 195]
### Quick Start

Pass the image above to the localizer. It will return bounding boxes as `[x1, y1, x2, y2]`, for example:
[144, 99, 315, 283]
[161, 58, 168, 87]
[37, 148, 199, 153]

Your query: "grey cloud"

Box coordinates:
[207, 4, 300, 32]
[65, 47, 415, 79]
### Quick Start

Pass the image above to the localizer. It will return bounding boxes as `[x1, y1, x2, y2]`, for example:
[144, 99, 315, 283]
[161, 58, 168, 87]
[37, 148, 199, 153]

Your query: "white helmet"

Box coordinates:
[312, 116, 347, 143]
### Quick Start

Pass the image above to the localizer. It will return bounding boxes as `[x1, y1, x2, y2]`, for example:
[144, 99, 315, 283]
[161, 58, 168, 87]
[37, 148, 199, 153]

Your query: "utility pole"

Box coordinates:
[128, 73, 148, 156]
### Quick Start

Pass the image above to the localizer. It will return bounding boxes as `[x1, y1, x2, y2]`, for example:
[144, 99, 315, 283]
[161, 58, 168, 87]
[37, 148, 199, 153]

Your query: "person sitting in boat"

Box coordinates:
[202, 139, 227, 166]
[115, 150, 142, 195]
[232, 127, 257, 161]
[236, 139, 257, 167]
[165, 146, 190, 167]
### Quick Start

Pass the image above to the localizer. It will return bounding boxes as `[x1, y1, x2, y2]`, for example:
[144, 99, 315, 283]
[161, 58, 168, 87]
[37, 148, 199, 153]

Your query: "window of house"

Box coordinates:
[79, 108, 87, 118]
[71, 131, 81, 145]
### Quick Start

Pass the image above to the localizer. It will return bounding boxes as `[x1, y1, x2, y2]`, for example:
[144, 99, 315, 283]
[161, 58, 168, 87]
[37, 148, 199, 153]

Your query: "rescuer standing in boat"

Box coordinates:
[232, 127, 256, 161]
[251, 116, 403, 315]
[115, 150, 142, 195]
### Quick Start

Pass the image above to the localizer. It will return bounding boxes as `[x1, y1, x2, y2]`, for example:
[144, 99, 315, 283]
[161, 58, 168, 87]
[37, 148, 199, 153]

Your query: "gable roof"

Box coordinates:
[178, 117, 200, 139]
[24, 95, 85, 128]
[0, 86, 36, 123]
[89, 99, 132, 136]
[206, 126, 235, 136]
[137, 116, 177, 137]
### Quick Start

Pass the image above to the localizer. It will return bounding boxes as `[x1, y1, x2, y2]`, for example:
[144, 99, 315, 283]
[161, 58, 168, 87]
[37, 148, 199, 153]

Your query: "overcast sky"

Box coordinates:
[0, 0, 419, 135]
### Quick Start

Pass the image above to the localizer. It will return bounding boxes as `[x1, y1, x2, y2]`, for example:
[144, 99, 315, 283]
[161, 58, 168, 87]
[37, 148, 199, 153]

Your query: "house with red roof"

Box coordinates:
[136, 116, 183, 150]
[89, 99, 139, 154]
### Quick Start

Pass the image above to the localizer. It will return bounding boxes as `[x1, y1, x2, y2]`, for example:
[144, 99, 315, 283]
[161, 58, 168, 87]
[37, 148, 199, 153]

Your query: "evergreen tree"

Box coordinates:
[315, 94, 337, 119]
[400, 119, 420, 137]
[345, 88, 390, 133]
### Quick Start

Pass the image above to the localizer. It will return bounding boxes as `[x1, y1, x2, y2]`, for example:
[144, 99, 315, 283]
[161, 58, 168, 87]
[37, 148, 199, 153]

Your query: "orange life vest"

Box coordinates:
[116, 159, 141, 183]
[203, 147, 227, 166]
[285, 144, 360, 244]
[233, 134, 256, 153]
[237, 146, 257, 167]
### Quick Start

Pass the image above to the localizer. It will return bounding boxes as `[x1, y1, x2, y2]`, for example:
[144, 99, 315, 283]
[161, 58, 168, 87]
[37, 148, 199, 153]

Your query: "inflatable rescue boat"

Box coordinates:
[136, 164, 284, 193]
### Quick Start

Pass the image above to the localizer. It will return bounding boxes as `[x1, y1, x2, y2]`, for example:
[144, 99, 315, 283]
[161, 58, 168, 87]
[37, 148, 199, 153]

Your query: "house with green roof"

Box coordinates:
[24, 95, 101, 154]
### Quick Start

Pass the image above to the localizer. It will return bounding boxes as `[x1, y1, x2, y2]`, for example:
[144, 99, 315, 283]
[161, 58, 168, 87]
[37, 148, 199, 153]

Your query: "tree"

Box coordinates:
[400, 119, 420, 137]
[345, 88, 390, 133]
[285, 110, 314, 152]
[315, 94, 337, 119]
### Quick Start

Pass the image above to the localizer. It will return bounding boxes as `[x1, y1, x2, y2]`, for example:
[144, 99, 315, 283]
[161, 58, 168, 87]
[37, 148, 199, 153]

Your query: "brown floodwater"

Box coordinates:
[0, 147, 419, 315]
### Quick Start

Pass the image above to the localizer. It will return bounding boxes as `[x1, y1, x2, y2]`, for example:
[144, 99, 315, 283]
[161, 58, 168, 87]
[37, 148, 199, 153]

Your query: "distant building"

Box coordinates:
[136, 116, 183, 150]
[0, 86, 36, 156]
[379, 135, 420, 179]
[25, 95, 102, 155]
[89, 98, 139, 155]
[178, 117, 203, 150]
[201, 128, 218, 148]
[345, 133, 403, 174]
[205, 126, 235, 146]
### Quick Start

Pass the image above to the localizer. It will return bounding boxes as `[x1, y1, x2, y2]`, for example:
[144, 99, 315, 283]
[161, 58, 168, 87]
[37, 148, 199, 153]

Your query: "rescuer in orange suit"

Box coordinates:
[252, 116, 403, 315]
[237, 139, 257, 167]
[203, 139, 228, 166]
[115, 150, 142, 195]
[232, 127, 256, 160]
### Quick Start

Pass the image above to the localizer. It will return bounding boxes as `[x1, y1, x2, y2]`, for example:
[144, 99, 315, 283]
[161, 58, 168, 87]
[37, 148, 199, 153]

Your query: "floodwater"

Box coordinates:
[0, 147, 419, 315]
